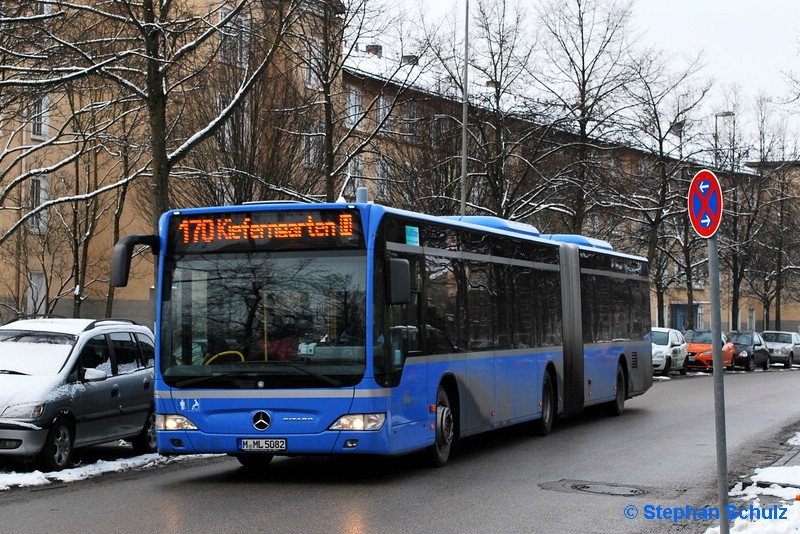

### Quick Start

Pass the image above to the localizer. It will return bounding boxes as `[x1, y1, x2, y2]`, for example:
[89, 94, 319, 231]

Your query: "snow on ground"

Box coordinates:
[0, 450, 213, 491]
[704, 432, 800, 534]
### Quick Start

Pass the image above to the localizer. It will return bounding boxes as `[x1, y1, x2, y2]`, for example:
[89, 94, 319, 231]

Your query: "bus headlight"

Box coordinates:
[329, 413, 386, 431]
[156, 414, 198, 431]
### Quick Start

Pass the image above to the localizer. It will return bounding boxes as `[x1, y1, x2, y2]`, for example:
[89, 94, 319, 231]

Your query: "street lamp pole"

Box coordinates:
[460, 0, 469, 216]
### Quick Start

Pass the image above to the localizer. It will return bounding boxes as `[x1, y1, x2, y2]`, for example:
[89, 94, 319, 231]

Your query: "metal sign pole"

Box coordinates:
[708, 234, 729, 534]
[688, 169, 728, 534]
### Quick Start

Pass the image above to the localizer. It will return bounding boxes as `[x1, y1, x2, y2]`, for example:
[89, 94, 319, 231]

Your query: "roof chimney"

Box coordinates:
[401, 54, 418, 66]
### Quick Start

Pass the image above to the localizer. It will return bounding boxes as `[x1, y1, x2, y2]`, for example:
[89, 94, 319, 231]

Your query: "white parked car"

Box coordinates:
[760, 330, 800, 368]
[650, 327, 688, 376]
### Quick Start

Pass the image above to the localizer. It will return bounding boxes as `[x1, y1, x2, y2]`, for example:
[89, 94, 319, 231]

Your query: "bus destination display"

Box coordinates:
[168, 209, 364, 254]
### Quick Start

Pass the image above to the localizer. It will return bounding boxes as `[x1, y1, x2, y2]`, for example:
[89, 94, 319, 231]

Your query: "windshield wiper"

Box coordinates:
[173, 363, 343, 388]
[268, 361, 343, 387]
[0, 369, 29, 375]
[174, 372, 255, 388]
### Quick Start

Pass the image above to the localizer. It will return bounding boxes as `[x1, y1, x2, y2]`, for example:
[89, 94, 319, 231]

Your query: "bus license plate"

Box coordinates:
[239, 438, 287, 452]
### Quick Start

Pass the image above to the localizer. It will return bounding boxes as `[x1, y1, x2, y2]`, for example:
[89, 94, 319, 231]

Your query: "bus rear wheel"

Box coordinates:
[428, 386, 454, 467]
[533, 372, 556, 436]
[605, 363, 626, 416]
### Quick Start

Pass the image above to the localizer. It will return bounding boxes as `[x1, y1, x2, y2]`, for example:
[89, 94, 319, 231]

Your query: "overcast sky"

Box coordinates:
[399, 0, 800, 113]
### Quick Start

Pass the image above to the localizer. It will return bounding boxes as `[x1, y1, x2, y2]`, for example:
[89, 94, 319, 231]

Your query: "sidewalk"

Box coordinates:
[705, 428, 800, 532]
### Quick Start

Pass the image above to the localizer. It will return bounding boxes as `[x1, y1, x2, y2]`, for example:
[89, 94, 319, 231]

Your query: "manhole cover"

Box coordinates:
[571, 483, 647, 496]
[538, 479, 678, 498]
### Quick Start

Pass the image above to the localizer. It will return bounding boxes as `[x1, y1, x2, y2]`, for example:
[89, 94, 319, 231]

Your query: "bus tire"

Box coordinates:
[534, 372, 556, 436]
[605, 363, 626, 417]
[428, 386, 454, 467]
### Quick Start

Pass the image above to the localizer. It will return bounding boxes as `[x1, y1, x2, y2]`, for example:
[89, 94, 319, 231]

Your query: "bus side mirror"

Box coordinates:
[112, 234, 160, 287]
[387, 258, 410, 305]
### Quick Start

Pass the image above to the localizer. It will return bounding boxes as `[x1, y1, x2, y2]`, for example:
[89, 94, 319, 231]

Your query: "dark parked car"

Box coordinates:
[760, 330, 800, 368]
[0, 318, 156, 470]
[728, 331, 770, 371]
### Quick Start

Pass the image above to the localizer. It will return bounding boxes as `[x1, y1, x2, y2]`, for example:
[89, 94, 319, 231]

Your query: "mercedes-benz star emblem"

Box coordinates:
[252, 411, 271, 431]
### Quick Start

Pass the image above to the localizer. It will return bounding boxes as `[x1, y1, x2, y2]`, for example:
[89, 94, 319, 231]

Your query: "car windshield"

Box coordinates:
[728, 332, 753, 345]
[684, 330, 713, 344]
[161, 250, 367, 388]
[762, 332, 791, 343]
[650, 331, 669, 346]
[0, 331, 76, 375]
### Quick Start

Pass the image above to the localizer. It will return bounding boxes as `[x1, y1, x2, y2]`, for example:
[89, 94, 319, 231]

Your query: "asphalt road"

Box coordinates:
[2, 367, 799, 534]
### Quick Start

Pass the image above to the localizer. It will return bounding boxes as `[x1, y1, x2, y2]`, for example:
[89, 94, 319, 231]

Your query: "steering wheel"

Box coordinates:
[201, 350, 245, 365]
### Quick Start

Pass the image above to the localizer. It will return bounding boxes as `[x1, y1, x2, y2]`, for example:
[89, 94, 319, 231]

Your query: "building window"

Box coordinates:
[345, 85, 364, 129]
[31, 94, 48, 139]
[27, 271, 46, 315]
[33, 2, 51, 15]
[343, 154, 363, 198]
[377, 94, 394, 132]
[217, 93, 246, 151]
[399, 101, 419, 136]
[303, 126, 323, 170]
[305, 40, 321, 90]
[374, 155, 392, 201]
[216, 172, 235, 206]
[30, 174, 48, 234]
[219, 7, 250, 67]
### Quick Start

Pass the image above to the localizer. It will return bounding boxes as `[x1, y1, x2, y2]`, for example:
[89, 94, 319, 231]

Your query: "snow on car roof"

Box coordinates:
[0, 318, 136, 336]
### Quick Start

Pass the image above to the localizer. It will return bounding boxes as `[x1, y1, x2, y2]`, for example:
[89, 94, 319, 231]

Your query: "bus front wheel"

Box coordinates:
[533, 372, 556, 436]
[428, 386, 454, 467]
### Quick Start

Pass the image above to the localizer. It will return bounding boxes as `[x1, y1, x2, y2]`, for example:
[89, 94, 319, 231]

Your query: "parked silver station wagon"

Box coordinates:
[0, 318, 156, 470]
[761, 330, 800, 368]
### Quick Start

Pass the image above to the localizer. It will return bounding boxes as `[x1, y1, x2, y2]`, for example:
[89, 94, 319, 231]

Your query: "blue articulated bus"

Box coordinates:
[112, 192, 652, 468]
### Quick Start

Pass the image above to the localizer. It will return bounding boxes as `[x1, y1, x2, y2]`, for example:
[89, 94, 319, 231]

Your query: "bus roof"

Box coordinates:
[539, 234, 614, 251]
[445, 216, 540, 237]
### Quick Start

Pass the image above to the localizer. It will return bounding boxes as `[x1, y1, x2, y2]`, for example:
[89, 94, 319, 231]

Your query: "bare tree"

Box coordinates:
[620, 46, 710, 327]
[533, 0, 638, 233]
[290, 0, 426, 202]
[742, 95, 800, 329]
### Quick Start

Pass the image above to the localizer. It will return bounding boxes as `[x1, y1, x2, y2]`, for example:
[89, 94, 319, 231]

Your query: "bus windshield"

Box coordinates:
[160, 250, 367, 388]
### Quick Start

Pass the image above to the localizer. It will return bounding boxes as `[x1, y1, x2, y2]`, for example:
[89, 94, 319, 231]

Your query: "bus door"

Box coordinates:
[385, 253, 428, 440]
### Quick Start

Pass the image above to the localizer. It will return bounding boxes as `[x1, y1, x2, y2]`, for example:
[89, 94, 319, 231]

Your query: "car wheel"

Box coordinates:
[786, 354, 793, 369]
[680, 357, 688, 376]
[661, 358, 671, 377]
[744, 356, 754, 372]
[131, 411, 158, 454]
[762, 357, 769, 371]
[38, 419, 74, 471]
